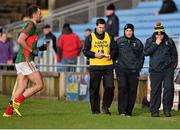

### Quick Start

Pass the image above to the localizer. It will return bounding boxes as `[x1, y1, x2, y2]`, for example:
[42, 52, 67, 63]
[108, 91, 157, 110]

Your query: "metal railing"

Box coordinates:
[4, 0, 119, 34]
[0, 63, 89, 72]
[0, 63, 179, 81]
[0, 35, 180, 73]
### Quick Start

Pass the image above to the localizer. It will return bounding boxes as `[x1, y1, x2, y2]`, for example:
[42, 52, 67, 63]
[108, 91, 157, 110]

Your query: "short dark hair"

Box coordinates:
[43, 24, 51, 29]
[28, 5, 40, 18]
[107, 3, 115, 10]
[0, 28, 2, 36]
[85, 28, 92, 32]
[96, 18, 106, 26]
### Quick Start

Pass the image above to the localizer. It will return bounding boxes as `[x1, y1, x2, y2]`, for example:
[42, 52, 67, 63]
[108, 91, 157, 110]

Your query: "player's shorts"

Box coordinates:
[15, 61, 39, 75]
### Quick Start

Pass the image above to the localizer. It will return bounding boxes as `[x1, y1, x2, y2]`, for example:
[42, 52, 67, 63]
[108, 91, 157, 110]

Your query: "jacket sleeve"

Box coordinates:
[111, 16, 119, 37]
[52, 35, 57, 53]
[57, 35, 63, 59]
[76, 35, 82, 56]
[143, 38, 158, 56]
[82, 35, 95, 58]
[106, 16, 119, 37]
[131, 39, 144, 71]
[8, 41, 14, 60]
[169, 39, 178, 68]
[110, 36, 118, 60]
[138, 40, 145, 70]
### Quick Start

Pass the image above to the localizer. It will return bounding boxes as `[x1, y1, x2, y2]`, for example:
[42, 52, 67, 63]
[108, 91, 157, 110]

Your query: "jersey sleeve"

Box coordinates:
[21, 21, 34, 36]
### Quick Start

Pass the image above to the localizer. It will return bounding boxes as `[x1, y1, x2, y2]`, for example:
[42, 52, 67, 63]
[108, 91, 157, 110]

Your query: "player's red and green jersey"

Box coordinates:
[15, 20, 38, 63]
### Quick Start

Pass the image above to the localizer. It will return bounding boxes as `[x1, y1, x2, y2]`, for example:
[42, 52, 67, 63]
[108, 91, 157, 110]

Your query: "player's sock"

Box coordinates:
[13, 95, 25, 116]
[14, 95, 25, 103]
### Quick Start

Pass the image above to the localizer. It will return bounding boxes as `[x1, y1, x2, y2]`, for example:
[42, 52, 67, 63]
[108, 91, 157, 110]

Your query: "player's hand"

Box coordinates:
[39, 44, 48, 51]
[95, 53, 104, 59]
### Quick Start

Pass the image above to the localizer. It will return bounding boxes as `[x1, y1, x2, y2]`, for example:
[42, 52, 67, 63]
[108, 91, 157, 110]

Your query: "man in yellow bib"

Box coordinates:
[83, 18, 116, 115]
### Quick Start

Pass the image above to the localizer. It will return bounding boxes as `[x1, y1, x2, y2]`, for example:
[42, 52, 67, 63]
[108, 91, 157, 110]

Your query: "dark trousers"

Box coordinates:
[116, 69, 139, 115]
[89, 69, 114, 113]
[150, 68, 174, 114]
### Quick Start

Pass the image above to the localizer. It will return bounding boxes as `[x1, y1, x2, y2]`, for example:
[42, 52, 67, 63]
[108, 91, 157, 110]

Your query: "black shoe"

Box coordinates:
[151, 112, 160, 117]
[164, 112, 171, 117]
[126, 113, 132, 117]
[92, 111, 100, 114]
[102, 107, 111, 115]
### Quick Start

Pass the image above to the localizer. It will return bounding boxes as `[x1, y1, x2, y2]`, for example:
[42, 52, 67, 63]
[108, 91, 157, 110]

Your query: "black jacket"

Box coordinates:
[45, 32, 57, 53]
[143, 33, 178, 73]
[115, 36, 144, 72]
[106, 14, 119, 38]
[83, 29, 117, 70]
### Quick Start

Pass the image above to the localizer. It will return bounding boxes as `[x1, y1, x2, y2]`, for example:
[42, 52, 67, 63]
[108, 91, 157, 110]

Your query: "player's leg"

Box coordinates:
[12, 74, 28, 99]
[11, 61, 42, 116]
[3, 74, 28, 117]
[12, 71, 43, 116]
[23, 71, 44, 98]
[12, 74, 29, 116]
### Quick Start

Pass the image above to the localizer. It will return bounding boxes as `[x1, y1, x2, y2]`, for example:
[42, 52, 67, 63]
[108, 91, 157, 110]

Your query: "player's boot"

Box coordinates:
[3, 104, 14, 117]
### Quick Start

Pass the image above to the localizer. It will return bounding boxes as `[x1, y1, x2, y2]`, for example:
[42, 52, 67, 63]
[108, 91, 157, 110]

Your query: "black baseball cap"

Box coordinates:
[43, 24, 51, 29]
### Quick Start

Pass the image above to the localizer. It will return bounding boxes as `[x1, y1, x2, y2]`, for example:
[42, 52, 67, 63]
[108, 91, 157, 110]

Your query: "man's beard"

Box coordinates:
[37, 20, 41, 23]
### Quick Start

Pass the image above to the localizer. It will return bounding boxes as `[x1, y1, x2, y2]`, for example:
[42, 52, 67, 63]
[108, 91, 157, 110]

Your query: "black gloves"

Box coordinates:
[39, 44, 48, 51]
[31, 44, 48, 56]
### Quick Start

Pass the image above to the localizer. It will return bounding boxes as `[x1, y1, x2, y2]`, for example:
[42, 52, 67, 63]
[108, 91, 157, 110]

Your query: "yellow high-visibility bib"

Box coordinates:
[89, 32, 113, 66]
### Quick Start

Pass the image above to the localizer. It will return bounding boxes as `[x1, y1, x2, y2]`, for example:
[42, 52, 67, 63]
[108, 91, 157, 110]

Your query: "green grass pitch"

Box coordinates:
[0, 96, 180, 129]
